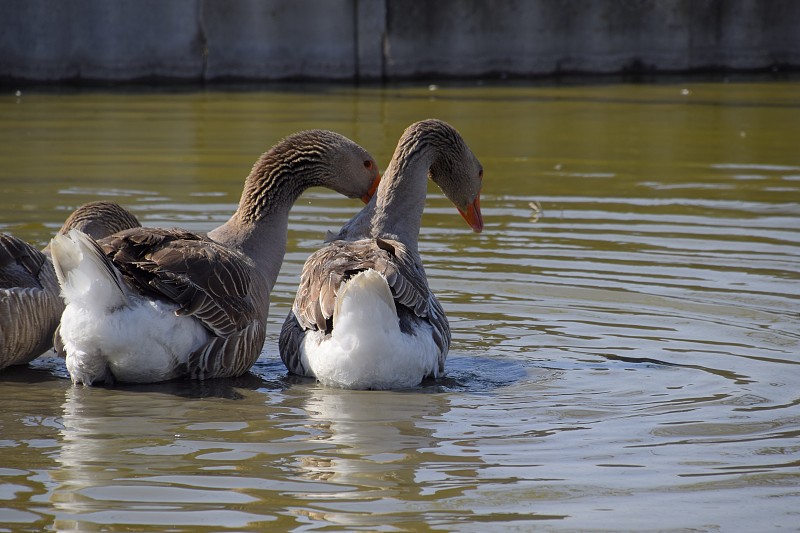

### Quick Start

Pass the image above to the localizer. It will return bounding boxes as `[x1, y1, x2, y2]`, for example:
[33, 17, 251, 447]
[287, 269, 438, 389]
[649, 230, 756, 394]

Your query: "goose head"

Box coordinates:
[414, 119, 484, 233]
[41, 201, 141, 256]
[58, 201, 142, 238]
[239, 129, 381, 223]
[316, 130, 381, 203]
[430, 141, 483, 233]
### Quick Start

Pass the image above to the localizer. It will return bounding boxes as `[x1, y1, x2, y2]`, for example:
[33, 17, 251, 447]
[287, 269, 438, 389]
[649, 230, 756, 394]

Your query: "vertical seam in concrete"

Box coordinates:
[355, 0, 387, 81]
[354, 0, 361, 80]
[380, 0, 387, 80]
[198, 0, 209, 80]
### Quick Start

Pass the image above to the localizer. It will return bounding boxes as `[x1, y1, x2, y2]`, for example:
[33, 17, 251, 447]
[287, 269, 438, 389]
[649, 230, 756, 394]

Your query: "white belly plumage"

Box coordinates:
[299, 269, 440, 390]
[60, 296, 210, 384]
[51, 228, 210, 385]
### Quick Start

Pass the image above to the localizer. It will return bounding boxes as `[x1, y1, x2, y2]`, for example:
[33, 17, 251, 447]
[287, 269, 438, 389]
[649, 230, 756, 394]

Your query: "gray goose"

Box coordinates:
[279, 119, 484, 389]
[50, 130, 381, 385]
[0, 201, 141, 370]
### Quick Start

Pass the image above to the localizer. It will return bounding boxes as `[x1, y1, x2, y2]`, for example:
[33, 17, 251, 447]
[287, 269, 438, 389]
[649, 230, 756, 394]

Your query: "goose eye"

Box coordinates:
[478, 168, 484, 179]
[364, 160, 373, 170]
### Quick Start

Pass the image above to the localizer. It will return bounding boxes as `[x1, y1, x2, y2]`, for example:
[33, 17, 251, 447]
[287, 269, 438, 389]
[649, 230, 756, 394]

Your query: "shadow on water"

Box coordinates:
[12, 353, 532, 398]
[0, 359, 67, 384]
[253, 354, 532, 394]
[10, 348, 748, 398]
[22, 355, 272, 400]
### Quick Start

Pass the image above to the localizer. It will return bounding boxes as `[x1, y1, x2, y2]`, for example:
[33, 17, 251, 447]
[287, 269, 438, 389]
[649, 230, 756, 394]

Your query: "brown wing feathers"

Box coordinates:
[98, 228, 259, 337]
[292, 237, 432, 334]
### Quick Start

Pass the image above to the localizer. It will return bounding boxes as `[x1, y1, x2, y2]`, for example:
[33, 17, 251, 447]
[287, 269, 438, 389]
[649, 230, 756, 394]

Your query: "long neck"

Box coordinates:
[330, 194, 376, 242]
[207, 204, 291, 291]
[208, 156, 323, 290]
[370, 141, 435, 254]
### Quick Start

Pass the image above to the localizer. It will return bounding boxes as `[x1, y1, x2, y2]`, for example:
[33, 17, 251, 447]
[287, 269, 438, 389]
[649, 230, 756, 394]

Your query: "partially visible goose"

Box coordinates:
[50, 130, 380, 385]
[0, 201, 141, 370]
[279, 119, 484, 389]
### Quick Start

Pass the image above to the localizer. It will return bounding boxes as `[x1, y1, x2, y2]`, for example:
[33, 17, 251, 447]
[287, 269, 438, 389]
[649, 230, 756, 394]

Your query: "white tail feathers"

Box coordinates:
[334, 269, 396, 325]
[50, 229, 127, 309]
[304, 267, 439, 389]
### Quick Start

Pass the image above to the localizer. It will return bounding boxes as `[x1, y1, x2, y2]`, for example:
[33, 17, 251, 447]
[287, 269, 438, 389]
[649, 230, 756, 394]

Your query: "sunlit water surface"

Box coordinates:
[0, 80, 799, 531]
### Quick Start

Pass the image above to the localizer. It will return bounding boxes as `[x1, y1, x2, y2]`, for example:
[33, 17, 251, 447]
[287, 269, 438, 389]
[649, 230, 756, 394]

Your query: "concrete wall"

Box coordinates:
[1, 0, 798, 82]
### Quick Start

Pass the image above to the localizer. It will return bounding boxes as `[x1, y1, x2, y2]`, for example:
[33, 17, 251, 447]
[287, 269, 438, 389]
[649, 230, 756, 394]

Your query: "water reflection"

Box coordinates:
[0, 365, 64, 530]
[50, 385, 276, 531]
[283, 384, 492, 528]
[298, 387, 450, 486]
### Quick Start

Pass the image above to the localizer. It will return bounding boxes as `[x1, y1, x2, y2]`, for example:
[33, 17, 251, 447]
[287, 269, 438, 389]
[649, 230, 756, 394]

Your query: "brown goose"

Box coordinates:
[0, 201, 141, 370]
[49, 130, 380, 385]
[279, 119, 483, 389]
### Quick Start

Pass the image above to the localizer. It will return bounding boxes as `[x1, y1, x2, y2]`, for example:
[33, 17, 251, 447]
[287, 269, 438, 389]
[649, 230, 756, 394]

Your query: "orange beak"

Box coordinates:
[361, 174, 381, 203]
[458, 196, 483, 233]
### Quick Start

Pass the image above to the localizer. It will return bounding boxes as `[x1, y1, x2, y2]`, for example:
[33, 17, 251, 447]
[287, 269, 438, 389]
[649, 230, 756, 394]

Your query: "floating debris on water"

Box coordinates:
[529, 200, 543, 223]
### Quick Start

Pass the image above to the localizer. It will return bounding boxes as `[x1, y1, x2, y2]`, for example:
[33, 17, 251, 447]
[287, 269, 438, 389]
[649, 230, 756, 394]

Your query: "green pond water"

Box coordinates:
[0, 79, 799, 531]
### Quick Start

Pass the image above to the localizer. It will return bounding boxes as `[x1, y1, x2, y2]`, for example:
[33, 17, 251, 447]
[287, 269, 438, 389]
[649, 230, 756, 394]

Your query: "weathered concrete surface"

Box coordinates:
[203, 0, 358, 79]
[0, 0, 798, 82]
[383, 0, 800, 76]
[0, 0, 205, 81]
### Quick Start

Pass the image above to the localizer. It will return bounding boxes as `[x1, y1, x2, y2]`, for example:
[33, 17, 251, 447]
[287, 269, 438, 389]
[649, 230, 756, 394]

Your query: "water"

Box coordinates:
[1, 79, 799, 531]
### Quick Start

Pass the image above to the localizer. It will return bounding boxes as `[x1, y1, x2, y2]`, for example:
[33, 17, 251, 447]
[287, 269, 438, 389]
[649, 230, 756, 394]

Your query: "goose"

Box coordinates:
[50, 130, 381, 385]
[279, 119, 484, 389]
[0, 201, 141, 370]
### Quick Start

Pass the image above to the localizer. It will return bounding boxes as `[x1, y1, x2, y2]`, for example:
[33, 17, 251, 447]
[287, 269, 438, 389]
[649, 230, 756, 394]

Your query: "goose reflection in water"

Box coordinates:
[295, 386, 479, 492]
[49, 385, 263, 531]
